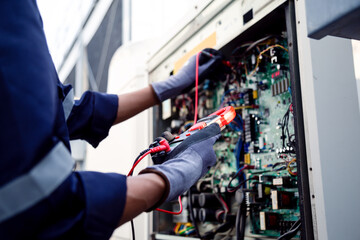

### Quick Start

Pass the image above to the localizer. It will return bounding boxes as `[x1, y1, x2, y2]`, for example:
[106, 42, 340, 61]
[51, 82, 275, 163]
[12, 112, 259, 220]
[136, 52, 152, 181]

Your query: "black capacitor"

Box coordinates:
[198, 193, 222, 208]
[199, 208, 217, 222]
[190, 194, 200, 208]
[192, 208, 199, 221]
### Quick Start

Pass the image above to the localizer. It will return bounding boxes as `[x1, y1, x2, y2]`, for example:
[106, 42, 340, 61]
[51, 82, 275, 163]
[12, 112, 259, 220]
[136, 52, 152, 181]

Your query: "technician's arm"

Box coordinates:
[118, 173, 166, 225]
[113, 49, 225, 124]
[118, 124, 221, 226]
[114, 85, 159, 124]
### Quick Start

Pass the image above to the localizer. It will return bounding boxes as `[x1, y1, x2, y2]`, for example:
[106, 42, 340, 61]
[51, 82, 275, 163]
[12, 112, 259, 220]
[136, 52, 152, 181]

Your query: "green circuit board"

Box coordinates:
[161, 37, 301, 239]
[240, 43, 300, 238]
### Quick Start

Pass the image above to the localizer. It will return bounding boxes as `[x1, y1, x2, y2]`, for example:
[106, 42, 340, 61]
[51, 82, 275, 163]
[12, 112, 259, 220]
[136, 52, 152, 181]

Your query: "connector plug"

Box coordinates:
[150, 139, 171, 153]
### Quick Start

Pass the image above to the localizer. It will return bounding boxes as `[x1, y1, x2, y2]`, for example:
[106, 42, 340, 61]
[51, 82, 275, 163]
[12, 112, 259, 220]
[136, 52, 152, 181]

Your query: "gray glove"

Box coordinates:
[151, 48, 226, 102]
[139, 123, 221, 204]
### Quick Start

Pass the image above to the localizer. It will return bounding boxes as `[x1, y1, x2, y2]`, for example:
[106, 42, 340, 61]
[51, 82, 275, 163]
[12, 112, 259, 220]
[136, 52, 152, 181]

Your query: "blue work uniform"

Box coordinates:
[0, 1, 127, 239]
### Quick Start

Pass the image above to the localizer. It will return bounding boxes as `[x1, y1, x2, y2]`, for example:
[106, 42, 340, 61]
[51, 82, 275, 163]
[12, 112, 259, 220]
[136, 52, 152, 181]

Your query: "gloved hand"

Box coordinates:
[151, 48, 227, 102]
[139, 123, 221, 204]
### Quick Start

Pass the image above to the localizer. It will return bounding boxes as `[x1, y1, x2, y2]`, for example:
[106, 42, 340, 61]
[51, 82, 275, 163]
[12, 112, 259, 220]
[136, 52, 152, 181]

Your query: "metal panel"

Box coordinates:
[148, 0, 287, 83]
[285, 2, 314, 239]
[295, 0, 360, 239]
[305, 0, 360, 40]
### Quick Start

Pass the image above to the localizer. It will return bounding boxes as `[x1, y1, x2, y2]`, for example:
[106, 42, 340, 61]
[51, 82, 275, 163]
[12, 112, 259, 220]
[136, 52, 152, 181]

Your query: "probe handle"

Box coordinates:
[151, 106, 236, 164]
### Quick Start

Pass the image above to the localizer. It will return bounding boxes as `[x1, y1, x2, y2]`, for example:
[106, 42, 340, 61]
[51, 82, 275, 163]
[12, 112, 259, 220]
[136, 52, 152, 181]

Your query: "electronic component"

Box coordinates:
[260, 212, 279, 230]
[198, 193, 222, 208]
[271, 190, 295, 209]
[243, 89, 254, 105]
[245, 115, 256, 143]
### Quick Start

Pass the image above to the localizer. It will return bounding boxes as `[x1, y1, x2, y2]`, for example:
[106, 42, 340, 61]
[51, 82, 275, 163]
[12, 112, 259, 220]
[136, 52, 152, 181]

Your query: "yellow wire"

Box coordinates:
[178, 226, 195, 235]
[247, 44, 288, 77]
[174, 223, 181, 234]
[244, 62, 248, 76]
[287, 158, 297, 176]
[234, 106, 253, 110]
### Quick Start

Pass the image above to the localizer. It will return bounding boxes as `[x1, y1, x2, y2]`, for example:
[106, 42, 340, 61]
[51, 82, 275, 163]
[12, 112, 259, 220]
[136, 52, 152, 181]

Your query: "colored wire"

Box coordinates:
[174, 223, 181, 234]
[178, 224, 195, 235]
[277, 219, 301, 240]
[210, 161, 230, 213]
[194, 52, 200, 124]
[234, 105, 254, 110]
[227, 166, 247, 192]
[127, 50, 201, 224]
[227, 178, 254, 193]
[217, 193, 229, 213]
[156, 51, 202, 215]
[156, 196, 183, 215]
[287, 158, 297, 176]
[128, 150, 183, 215]
[216, 210, 225, 221]
[174, 223, 194, 235]
[127, 150, 151, 176]
[247, 44, 288, 77]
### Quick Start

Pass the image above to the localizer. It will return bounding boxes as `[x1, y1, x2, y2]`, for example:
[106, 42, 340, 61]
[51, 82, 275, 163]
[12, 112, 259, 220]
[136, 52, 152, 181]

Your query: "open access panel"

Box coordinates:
[148, 1, 313, 239]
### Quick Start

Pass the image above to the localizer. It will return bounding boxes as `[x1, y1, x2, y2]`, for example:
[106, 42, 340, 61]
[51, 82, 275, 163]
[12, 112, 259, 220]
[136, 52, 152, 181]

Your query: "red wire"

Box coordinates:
[128, 150, 183, 215]
[194, 52, 200, 124]
[154, 52, 200, 214]
[217, 194, 229, 212]
[156, 196, 183, 215]
[127, 150, 151, 176]
[127, 52, 202, 215]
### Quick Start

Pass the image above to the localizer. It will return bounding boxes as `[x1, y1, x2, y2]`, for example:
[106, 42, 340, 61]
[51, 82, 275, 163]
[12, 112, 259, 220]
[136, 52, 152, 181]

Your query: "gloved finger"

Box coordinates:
[201, 48, 223, 57]
[199, 48, 232, 76]
[199, 48, 223, 65]
[190, 134, 220, 174]
[165, 123, 221, 161]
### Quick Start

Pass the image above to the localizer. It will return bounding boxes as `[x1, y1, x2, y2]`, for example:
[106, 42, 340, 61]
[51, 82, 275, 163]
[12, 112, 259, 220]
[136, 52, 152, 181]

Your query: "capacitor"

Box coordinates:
[190, 194, 200, 208]
[198, 193, 222, 208]
[192, 208, 199, 221]
[199, 208, 218, 222]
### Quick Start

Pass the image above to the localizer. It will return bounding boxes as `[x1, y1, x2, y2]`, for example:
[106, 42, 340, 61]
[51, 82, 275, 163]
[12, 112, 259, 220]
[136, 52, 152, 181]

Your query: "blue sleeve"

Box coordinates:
[0, 0, 59, 185]
[66, 89, 119, 148]
[0, 1, 127, 239]
[77, 172, 127, 239]
[0, 172, 127, 240]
